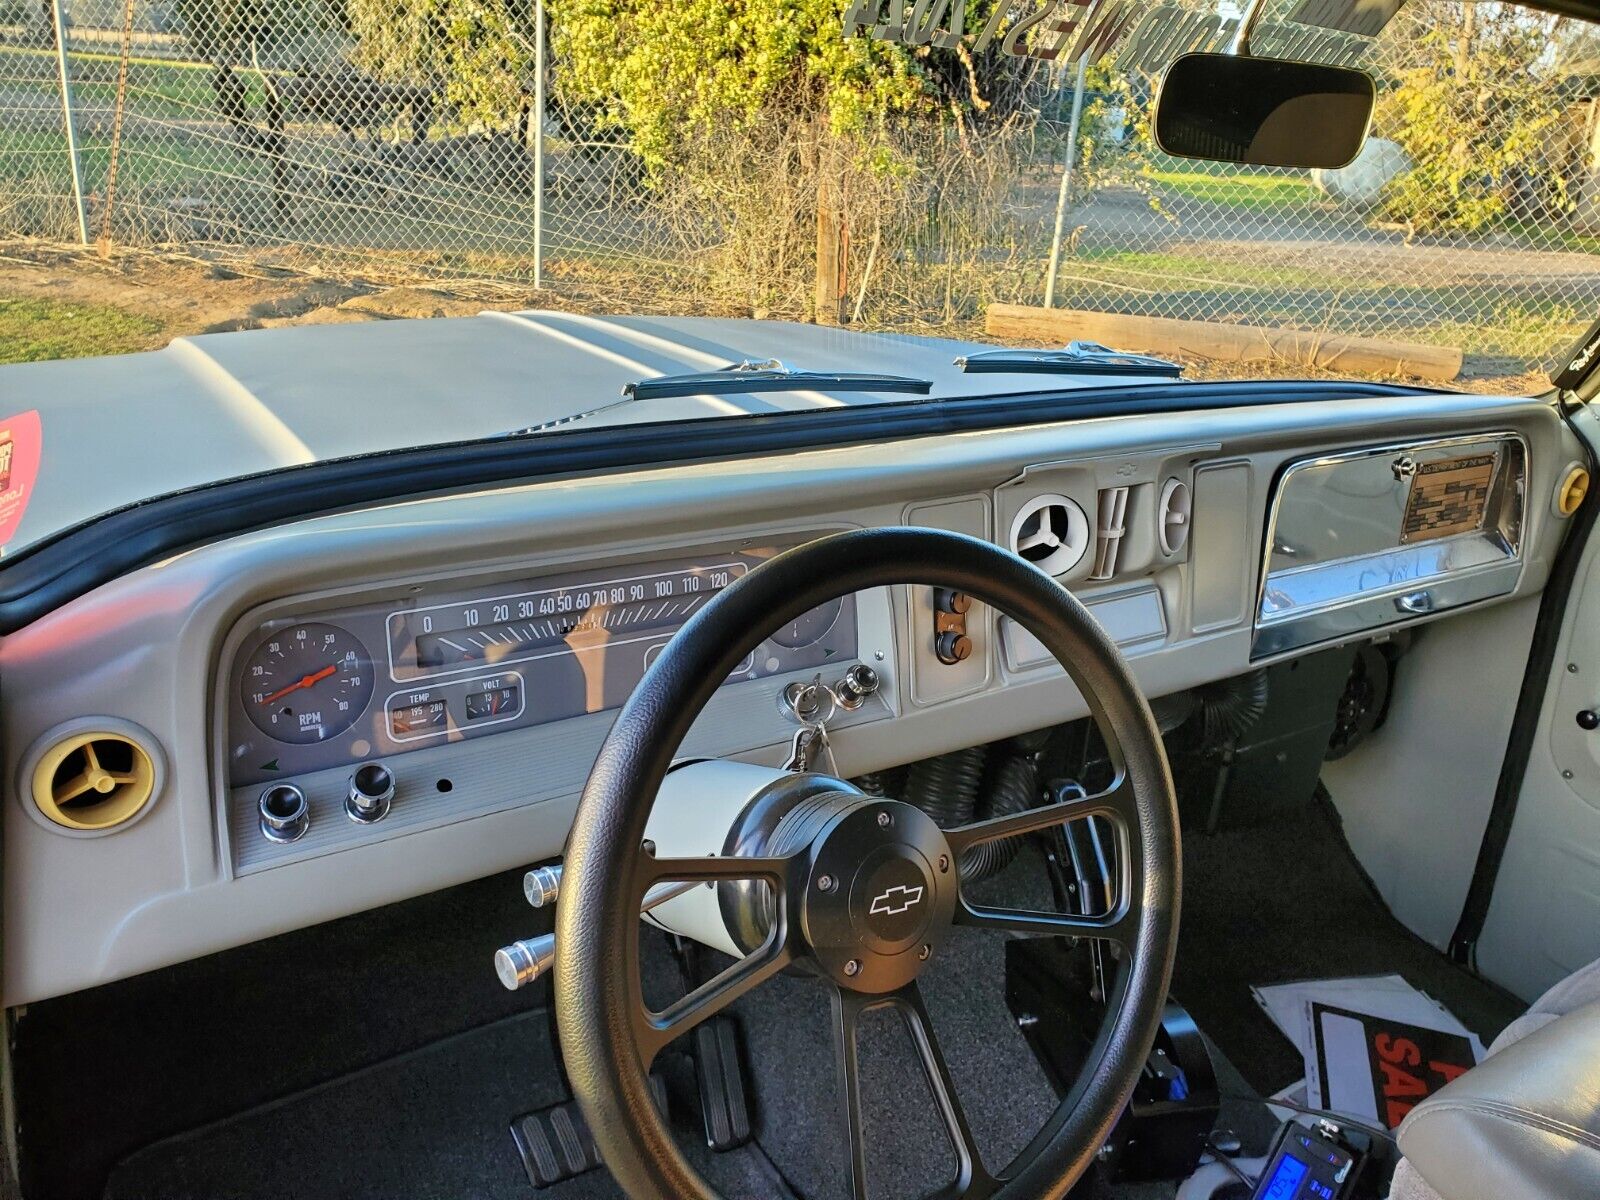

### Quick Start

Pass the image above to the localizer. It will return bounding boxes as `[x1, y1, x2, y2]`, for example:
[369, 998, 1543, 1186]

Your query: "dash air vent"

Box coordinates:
[1158, 477, 1191, 555]
[1089, 486, 1131, 580]
[29, 728, 157, 832]
[1009, 494, 1089, 577]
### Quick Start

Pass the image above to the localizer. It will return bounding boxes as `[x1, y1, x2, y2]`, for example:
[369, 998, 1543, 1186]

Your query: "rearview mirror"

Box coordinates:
[1154, 53, 1375, 170]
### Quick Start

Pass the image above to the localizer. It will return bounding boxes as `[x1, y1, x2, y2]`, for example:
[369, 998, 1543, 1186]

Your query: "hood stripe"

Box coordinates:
[168, 339, 316, 465]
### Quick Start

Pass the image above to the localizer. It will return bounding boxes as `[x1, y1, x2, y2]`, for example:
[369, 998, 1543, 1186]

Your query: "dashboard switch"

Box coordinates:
[934, 588, 972, 615]
[259, 784, 309, 843]
[836, 663, 881, 709]
[935, 632, 973, 665]
[346, 762, 395, 824]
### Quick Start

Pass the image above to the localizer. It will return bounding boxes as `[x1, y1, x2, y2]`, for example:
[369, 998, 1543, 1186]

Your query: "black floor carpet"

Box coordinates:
[1170, 796, 1525, 1096]
[104, 1004, 789, 1200]
[25, 789, 1524, 1200]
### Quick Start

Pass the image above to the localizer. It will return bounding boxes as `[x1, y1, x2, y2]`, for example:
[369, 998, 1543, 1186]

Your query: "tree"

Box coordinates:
[1376, 2, 1570, 234]
[345, 0, 533, 131]
[545, 0, 1045, 171]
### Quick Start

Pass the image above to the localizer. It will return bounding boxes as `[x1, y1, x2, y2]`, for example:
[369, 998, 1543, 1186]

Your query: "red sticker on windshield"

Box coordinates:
[0, 410, 42, 551]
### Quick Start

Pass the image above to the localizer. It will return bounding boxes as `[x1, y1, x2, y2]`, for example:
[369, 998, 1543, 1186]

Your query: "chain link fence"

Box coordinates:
[3, 0, 1599, 377]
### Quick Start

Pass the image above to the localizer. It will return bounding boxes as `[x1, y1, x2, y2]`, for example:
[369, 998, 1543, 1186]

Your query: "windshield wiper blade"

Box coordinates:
[954, 342, 1182, 379]
[622, 358, 934, 401]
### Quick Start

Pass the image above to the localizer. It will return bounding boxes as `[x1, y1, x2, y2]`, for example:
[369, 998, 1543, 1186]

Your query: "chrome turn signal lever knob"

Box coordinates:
[494, 934, 556, 991]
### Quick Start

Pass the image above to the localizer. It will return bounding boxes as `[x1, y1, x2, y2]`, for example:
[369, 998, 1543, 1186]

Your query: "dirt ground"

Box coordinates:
[0, 240, 1548, 395]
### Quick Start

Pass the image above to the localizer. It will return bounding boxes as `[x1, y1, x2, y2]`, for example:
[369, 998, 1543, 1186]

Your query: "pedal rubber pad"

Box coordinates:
[693, 1016, 752, 1151]
[510, 1074, 668, 1188]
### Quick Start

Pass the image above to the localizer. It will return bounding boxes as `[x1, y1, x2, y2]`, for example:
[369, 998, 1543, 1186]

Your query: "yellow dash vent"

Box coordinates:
[1558, 466, 1591, 518]
[31, 732, 156, 831]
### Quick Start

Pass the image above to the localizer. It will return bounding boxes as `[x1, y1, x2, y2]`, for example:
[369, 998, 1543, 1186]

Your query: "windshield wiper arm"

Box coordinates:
[622, 358, 934, 401]
[507, 358, 935, 436]
[954, 342, 1182, 379]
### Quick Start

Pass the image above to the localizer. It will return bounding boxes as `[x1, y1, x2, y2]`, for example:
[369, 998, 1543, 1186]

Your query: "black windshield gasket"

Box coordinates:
[0, 380, 1432, 635]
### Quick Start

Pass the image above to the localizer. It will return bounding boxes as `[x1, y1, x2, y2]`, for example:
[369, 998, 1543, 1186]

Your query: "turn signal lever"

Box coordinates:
[493, 864, 701, 990]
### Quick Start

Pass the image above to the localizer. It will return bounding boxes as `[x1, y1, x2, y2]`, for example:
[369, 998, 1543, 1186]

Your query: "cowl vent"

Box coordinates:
[1009, 494, 1090, 577]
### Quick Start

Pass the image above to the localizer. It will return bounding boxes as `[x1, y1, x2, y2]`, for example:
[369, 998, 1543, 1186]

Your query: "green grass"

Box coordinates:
[1141, 168, 1322, 210]
[0, 297, 165, 363]
[1066, 249, 1373, 292]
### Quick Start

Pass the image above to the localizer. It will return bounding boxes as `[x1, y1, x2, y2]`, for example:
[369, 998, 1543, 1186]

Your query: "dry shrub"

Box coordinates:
[645, 105, 1049, 325]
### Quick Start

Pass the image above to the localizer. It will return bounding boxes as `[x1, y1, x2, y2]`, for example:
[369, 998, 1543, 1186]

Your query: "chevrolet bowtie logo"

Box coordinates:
[869, 884, 925, 916]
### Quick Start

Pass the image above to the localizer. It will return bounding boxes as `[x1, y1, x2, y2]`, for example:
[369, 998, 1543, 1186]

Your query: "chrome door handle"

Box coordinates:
[1395, 590, 1435, 614]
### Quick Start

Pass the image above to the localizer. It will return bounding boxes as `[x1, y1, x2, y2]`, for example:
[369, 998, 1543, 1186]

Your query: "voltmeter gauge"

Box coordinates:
[243, 622, 375, 744]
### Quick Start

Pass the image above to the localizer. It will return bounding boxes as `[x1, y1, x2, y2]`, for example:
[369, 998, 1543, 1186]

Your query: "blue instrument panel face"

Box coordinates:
[228, 546, 858, 787]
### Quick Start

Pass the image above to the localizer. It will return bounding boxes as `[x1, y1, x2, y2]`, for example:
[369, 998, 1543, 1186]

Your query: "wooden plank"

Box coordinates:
[986, 304, 1463, 382]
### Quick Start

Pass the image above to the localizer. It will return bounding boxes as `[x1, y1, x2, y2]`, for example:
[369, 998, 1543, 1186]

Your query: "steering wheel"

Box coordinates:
[554, 527, 1180, 1200]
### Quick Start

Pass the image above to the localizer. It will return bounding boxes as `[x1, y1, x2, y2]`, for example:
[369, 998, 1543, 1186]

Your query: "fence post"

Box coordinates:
[533, 0, 545, 290]
[1043, 56, 1088, 311]
[49, 0, 91, 246]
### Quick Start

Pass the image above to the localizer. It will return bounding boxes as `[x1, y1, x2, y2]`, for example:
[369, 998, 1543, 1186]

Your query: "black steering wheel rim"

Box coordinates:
[555, 526, 1181, 1200]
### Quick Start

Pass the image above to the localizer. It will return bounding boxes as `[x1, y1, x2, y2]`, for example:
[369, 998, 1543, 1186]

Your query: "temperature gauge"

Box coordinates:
[390, 698, 447, 738]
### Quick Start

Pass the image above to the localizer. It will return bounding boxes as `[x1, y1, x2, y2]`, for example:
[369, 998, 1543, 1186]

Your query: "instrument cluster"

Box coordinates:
[227, 547, 859, 790]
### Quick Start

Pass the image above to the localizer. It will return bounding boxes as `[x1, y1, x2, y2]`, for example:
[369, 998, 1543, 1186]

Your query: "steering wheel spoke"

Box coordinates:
[638, 930, 796, 1065]
[898, 981, 997, 1200]
[943, 772, 1133, 859]
[828, 982, 999, 1200]
[949, 774, 1141, 950]
[634, 850, 797, 891]
[631, 850, 802, 1064]
[830, 988, 871, 1200]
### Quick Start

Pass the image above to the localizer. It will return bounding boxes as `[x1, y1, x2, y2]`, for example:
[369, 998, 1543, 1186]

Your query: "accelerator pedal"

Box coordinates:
[510, 1074, 668, 1188]
[693, 1016, 752, 1151]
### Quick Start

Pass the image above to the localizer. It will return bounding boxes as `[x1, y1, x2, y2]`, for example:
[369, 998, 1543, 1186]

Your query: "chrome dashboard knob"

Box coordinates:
[494, 934, 556, 990]
[836, 663, 880, 709]
[524, 864, 563, 907]
[259, 784, 309, 843]
[346, 762, 395, 824]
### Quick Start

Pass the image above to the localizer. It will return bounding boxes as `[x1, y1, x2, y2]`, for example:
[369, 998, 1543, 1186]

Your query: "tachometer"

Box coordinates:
[243, 622, 375, 744]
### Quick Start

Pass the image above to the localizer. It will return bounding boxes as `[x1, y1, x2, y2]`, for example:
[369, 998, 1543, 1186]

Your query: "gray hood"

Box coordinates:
[0, 311, 1161, 555]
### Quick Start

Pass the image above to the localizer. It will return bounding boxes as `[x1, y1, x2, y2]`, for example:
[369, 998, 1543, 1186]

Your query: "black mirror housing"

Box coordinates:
[1154, 52, 1376, 170]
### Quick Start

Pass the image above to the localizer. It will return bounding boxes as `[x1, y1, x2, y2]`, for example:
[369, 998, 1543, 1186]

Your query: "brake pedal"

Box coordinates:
[693, 1016, 752, 1151]
[510, 1074, 668, 1188]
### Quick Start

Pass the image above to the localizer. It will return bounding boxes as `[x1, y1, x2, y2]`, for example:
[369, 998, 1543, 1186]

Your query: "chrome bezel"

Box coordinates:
[1252, 431, 1527, 658]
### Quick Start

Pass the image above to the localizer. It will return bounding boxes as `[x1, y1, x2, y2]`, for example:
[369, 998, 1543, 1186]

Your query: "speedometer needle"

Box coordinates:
[258, 664, 336, 705]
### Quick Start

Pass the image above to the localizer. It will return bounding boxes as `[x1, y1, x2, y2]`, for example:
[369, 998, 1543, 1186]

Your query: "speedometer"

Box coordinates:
[242, 622, 375, 744]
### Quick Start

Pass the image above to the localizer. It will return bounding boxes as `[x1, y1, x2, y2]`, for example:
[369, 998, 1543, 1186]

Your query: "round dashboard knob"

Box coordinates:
[935, 632, 972, 665]
[346, 762, 395, 824]
[259, 784, 309, 843]
[1578, 710, 1600, 731]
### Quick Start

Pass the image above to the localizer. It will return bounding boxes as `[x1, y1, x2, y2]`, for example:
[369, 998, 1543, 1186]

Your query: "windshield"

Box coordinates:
[0, 0, 1595, 553]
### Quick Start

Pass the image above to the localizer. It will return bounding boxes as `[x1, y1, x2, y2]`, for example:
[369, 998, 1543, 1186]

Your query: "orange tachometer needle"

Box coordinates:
[258, 664, 337, 706]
